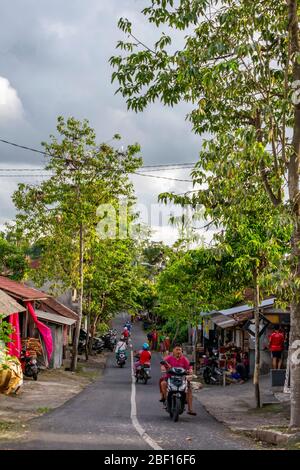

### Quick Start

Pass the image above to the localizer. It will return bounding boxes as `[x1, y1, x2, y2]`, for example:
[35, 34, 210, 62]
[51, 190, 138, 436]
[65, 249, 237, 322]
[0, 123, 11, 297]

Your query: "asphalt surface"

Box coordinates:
[0, 314, 257, 450]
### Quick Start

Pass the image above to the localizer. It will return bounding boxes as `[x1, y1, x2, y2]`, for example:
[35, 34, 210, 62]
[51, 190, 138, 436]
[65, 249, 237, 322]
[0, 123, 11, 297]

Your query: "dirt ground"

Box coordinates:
[0, 353, 108, 439]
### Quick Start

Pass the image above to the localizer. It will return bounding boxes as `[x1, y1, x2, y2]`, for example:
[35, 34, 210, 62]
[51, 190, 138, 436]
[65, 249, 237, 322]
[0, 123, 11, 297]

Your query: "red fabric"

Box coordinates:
[123, 329, 129, 338]
[8, 313, 21, 358]
[269, 332, 284, 352]
[26, 301, 53, 362]
[139, 350, 151, 365]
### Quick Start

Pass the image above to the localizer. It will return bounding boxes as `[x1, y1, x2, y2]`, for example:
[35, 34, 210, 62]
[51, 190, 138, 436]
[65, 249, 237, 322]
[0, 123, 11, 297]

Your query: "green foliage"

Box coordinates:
[12, 117, 142, 295]
[0, 314, 13, 349]
[0, 234, 27, 280]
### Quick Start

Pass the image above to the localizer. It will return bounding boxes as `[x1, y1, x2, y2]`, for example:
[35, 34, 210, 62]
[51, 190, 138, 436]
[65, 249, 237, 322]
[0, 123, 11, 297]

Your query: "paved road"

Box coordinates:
[0, 314, 257, 450]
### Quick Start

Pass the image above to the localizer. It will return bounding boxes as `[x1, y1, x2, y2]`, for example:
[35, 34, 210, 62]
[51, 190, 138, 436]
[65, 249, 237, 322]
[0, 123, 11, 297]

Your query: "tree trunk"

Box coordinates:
[288, 0, 300, 429]
[193, 326, 197, 375]
[70, 222, 84, 372]
[172, 320, 180, 346]
[85, 312, 90, 361]
[284, 350, 291, 394]
[253, 272, 261, 408]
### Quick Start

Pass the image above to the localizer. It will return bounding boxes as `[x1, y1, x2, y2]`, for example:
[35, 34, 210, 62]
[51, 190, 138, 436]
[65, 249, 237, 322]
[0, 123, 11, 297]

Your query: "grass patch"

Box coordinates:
[36, 407, 52, 414]
[247, 403, 283, 414]
[0, 421, 15, 432]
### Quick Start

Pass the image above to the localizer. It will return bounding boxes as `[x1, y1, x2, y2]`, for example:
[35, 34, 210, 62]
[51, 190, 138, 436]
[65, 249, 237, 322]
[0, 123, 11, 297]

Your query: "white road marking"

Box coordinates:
[130, 351, 162, 450]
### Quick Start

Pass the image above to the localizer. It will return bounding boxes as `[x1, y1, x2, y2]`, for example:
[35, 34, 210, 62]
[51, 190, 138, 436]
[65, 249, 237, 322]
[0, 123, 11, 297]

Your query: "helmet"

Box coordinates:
[124, 327, 128, 330]
[143, 343, 149, 350]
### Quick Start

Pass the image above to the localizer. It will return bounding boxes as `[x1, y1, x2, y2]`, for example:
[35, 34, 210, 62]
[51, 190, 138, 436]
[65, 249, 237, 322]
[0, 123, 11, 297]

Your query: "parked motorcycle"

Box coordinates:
[160, 360, 194, 422]
[116, 351, 127, 368]
[78, 329, 104, 354]
[202, 354, 223, 385]
[135, 363, 151, 384]
[101, 329, 117, 351]
[20, 347, 39, 381]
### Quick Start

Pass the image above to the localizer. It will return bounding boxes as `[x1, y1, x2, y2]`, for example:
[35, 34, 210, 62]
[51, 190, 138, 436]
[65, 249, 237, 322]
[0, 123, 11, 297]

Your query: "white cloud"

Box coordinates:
[40, 19, 77, 40]
[0, 76, 24, 121]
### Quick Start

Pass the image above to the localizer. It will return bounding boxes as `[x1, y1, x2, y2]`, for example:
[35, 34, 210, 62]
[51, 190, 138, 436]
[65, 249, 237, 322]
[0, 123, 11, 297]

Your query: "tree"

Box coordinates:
[84, 236, 140, 354]
[111, 0, 300, 428]
[12, 116, 142, 371]
[0, 234, 27, 280]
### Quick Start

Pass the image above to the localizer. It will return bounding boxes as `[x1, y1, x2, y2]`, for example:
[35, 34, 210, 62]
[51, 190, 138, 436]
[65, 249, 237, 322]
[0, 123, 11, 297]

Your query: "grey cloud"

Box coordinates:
[0, 0, 201, 240]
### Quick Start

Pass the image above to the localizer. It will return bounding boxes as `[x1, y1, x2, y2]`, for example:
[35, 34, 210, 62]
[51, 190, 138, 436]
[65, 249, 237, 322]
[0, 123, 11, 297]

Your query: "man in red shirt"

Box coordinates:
[159, 344, 196, 416]
[269, 325, 285, 369]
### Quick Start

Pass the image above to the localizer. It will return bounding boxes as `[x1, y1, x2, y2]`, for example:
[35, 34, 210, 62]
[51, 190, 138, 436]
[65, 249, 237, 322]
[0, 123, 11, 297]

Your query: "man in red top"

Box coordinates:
[123, 327, 129, 343]
[159, 343, 196, 416]
[269, 325, 285, 369]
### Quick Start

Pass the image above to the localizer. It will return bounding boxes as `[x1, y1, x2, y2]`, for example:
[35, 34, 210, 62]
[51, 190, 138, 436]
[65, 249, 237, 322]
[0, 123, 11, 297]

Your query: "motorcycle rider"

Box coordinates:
[134, 342, 151, 372]
[159, 343, 197, 416]
[124, 320, 132, 333]
[122, 326, 130, 343]
[115, 335, 127, 361]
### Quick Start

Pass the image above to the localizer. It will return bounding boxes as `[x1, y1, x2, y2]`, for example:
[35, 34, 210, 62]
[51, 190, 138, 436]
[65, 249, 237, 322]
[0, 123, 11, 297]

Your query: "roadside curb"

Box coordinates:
[237, 428, 300, 446]
[195, 395, 300, 447]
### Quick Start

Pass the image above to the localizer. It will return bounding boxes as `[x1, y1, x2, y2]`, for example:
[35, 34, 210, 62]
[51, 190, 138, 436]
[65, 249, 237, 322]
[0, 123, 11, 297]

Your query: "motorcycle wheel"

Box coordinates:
[33, 373, 38, 381]
[203, 368, 212, 384]
[172, 396, 180, 422]
[143, 375, 148, 385]
[120, 362, 124, 368]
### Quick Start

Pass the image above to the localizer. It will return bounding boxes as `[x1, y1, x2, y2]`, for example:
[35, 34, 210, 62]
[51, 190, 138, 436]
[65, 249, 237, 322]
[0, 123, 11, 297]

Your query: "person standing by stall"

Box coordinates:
[269, 325, 285, 369]
[151, 328, 158, 351]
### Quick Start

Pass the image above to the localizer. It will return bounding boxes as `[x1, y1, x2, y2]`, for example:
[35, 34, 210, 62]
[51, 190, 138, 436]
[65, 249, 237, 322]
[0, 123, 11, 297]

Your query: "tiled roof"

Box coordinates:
[0, 276, 49, 301]
[39, 297, 78, 321]
[0, 289, 26, 317]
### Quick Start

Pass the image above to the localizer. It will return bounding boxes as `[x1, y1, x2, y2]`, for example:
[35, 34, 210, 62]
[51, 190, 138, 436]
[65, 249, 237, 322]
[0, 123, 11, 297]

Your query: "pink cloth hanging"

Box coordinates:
[8, 313, 21, 358]
[25, 301, 53, 362]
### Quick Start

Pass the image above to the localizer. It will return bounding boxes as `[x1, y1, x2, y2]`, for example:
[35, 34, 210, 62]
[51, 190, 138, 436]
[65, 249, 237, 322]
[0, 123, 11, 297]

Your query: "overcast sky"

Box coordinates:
[0, 0, 207, 244]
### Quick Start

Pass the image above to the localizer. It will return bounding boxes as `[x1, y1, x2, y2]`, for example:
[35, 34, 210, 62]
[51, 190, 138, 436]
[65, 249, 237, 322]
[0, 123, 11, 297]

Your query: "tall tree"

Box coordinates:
[111, 0, 300, 428]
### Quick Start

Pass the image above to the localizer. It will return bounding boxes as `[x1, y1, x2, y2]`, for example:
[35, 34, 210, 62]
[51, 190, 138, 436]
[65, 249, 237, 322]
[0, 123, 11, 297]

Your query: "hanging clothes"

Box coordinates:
[8, 313, 21, 358]
[25, 302, 53, 362]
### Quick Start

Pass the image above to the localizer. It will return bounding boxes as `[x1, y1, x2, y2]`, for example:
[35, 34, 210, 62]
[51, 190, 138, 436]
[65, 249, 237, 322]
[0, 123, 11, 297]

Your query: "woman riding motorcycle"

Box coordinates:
[134, 342, 151, 371]
[115, 336, 127, 361]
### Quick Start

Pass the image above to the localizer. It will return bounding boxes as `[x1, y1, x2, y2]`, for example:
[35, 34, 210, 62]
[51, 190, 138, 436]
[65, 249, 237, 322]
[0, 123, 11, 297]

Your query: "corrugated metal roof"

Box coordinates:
[218, 298, 275, 316]
[0, 276, 49, 301]
[35, 310, 76, 326]
[210, 312, 237, 328]
[40, 298, 78, 320]
[0, 289, 26, 317]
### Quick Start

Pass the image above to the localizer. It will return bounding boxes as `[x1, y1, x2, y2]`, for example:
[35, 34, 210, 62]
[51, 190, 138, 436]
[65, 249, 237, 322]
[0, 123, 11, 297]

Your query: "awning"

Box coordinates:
[35, 310, 76, 326]
[0, 289, 26, 317]
[210, 312, 237, 329]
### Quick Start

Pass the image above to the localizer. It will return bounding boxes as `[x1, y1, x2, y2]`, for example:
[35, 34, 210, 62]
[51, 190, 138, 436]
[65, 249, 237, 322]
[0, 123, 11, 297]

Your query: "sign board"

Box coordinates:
[243, 312, 270, 338]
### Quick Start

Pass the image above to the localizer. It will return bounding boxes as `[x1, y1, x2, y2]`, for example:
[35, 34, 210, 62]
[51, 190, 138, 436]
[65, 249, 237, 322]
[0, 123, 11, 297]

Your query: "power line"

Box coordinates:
[0, 138, 197, 171]
[0, 172, 192, 182]
[133, 173, 192, 182]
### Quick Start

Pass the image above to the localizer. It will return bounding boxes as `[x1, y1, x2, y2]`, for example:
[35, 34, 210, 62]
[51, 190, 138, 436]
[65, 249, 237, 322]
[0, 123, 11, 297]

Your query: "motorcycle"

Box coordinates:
[116, 351, 127, 368]
[78, 329, 104, 354]
[101, 330, 117, 351]
[135, 363, 151, 384]
[202, 354, 223, 385]
[20, 347, 39, 381]
[160, 360, 194, 422]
